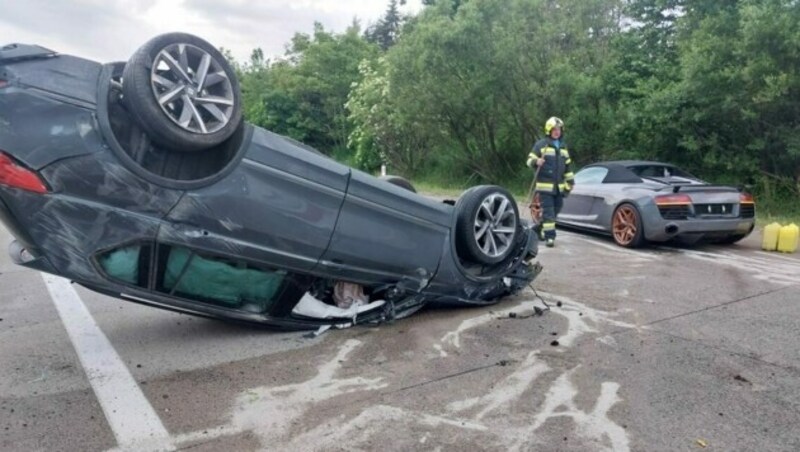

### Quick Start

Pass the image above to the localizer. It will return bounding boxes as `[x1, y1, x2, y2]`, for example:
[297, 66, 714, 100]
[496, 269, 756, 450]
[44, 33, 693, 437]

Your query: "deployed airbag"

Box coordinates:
[164, 247, 284, 308]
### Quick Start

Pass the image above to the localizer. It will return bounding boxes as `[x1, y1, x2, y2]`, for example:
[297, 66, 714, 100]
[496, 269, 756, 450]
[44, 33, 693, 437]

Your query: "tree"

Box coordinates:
[366, 0, 405, 50]
[379, 0, 622, 184]
[347, 58, 435, 175]
[238, 23, 379, 154]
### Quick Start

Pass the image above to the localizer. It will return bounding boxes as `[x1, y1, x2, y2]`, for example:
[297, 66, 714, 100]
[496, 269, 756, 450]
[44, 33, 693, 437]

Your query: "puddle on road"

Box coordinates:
[565, 230, 800, 286]
[674, 248, 800, 286]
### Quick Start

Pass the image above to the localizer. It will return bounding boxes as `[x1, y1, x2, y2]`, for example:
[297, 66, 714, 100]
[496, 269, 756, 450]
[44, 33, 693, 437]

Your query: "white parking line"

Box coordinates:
[42, 274, 174, 451]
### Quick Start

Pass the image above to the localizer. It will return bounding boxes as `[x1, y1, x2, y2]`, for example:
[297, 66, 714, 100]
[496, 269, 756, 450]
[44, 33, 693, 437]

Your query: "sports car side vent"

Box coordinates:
[0, 152, 49, 194]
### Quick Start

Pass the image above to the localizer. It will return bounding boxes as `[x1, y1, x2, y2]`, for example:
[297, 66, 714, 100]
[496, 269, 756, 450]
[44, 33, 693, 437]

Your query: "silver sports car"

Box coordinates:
[556, 161, 756, 247]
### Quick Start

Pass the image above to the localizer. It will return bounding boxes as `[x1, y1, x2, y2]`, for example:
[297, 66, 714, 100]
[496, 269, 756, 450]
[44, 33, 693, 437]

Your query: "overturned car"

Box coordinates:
[0, 33, 540, 329]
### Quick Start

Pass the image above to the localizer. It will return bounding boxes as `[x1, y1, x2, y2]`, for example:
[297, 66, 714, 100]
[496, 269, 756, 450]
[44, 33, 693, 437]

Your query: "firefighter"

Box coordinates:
[526, 116, 575, 247]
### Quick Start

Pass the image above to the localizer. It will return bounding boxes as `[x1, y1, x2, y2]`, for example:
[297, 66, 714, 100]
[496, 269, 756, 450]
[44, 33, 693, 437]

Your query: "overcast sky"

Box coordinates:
[1, 0, 423, 63]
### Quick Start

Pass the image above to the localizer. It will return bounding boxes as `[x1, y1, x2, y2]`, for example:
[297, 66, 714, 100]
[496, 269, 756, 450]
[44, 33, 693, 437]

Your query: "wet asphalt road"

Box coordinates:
[2, 223, 800, 452]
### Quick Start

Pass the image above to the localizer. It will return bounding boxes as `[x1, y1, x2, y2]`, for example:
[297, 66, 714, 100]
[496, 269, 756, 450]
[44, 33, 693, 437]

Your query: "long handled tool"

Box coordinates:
[526, 165, 543, 226]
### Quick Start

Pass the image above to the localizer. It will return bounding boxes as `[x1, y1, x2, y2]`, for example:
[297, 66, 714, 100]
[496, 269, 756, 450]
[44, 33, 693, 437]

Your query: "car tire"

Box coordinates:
[455, 185, 520, 265]
[612, 203, 645, 248]
[122, 32, 242, 152]
[379, 175, 416, 193]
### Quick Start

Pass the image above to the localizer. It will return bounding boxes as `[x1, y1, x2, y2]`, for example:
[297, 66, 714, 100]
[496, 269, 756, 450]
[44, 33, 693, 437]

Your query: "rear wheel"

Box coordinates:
[456, 186, 520, 265]
[122, 33, 242, 152]
[612, 203, 645, 248]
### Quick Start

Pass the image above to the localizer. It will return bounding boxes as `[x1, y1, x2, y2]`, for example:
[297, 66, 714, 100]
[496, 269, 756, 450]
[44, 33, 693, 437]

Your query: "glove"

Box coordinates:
[563, 183, 574, 197]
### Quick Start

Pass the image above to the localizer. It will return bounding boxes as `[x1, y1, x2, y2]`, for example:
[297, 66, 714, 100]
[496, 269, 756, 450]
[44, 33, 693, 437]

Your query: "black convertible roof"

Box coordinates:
[583, 161, 645, 183]
[583, 160, 691, 184]
[597, 160, 678, 168]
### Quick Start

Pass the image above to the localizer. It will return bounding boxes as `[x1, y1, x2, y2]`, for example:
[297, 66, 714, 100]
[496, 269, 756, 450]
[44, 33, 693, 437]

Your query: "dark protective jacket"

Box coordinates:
[526, 137, 575, 194]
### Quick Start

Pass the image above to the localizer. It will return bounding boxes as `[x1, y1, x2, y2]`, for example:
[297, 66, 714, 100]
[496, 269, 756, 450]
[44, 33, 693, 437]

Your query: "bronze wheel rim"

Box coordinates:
[613, 205, 638, 245]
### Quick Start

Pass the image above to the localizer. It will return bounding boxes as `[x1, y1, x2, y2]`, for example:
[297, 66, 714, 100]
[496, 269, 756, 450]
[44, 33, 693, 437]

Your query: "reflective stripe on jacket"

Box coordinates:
[526, 138, 575, 194]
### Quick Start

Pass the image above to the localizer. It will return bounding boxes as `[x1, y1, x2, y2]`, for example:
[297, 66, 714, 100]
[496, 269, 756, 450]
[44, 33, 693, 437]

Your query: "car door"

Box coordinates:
[558, 167, 608, 228]
[317, 169, 452, 286]
[160, 127, 350, 273]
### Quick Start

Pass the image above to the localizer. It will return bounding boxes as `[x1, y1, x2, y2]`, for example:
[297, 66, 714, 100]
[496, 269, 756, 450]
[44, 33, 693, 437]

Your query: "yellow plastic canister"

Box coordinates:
[777, 223, 799, 253]
[762, 222, 782, 251]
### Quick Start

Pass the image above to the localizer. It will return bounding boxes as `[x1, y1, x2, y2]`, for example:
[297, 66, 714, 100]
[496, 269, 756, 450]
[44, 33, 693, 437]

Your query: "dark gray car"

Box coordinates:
[0, 33, 539, 329]
[557, 161, 756, 247]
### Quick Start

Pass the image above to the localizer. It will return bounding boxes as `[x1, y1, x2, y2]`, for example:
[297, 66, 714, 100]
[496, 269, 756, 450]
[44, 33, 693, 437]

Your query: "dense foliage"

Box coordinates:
[228, 0, 800, 208]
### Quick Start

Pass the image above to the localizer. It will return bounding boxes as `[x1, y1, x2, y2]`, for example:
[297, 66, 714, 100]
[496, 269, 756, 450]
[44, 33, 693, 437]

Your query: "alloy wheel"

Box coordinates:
[473, 194, 517, 258]
[613, 205, 638, 246]
[150, 43, 235, 134]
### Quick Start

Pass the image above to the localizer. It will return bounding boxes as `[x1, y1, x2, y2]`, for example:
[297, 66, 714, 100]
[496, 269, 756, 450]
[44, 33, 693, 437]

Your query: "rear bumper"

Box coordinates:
[9, 239, 57, 273]
[0, 193, 58, 273]
[644, 214, 755, 242]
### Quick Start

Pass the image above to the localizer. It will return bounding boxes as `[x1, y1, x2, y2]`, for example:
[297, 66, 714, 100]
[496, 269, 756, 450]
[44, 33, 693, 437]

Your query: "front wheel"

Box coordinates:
[455, 186, 520, 265]
[612, 203, 645, 248]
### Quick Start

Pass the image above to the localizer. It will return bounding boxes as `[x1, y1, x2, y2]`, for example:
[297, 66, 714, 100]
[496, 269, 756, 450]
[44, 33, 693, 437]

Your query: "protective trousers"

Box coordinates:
[539, 191, 563, 240]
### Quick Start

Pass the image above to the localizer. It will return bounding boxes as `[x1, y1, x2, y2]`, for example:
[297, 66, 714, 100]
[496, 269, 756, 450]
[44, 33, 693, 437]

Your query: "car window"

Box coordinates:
[631, 165, 666, 177]
[631, 165, 696, 179]
[155, 245, 287, 313]
[574, 167, 609, 184]
[97, 244, 151, 287]
[667, 166, 696, 178]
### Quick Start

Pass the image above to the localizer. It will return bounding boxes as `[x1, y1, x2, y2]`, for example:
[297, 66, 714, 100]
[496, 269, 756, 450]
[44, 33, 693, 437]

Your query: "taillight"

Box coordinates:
[655, 194, 692, 205]
[739, 192, 755, 204]
[0, 79, 7, 88]
[0, 152, 49, 193]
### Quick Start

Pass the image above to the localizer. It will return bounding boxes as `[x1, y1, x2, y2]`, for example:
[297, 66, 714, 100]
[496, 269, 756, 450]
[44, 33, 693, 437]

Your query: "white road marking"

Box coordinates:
[42, 274, 173, 451]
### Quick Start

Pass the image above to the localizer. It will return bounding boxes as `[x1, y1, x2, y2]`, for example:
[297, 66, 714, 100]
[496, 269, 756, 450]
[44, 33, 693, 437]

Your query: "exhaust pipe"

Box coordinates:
[665, 224, 679, 235]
